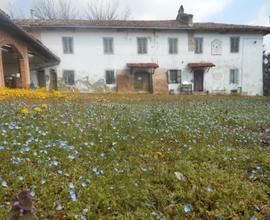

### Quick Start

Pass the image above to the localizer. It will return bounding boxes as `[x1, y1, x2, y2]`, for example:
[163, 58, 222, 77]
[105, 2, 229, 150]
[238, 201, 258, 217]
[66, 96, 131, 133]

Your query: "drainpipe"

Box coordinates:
[240, 38, 244, 93]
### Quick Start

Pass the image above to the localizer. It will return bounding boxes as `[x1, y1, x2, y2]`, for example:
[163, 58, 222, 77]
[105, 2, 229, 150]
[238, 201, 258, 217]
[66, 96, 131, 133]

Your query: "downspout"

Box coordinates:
[240, 38, 244, 93]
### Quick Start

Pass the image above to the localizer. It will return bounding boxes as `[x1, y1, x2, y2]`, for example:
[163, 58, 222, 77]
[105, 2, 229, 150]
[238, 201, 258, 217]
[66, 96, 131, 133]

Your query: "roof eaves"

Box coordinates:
[0, 13, 60, 63]
[20, 24, 194, 31]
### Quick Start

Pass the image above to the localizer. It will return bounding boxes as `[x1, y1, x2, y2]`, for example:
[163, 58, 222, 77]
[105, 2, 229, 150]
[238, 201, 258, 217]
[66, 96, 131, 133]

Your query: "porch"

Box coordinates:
[0, 10, 59, 89]
[117, 63, 168, 94]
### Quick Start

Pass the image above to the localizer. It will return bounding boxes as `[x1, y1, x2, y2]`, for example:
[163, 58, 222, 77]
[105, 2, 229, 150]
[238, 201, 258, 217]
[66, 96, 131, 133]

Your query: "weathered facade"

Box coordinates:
[264, 52, 270, 96]
[0, 10, 59, 89]
[15, 6, 270, 95]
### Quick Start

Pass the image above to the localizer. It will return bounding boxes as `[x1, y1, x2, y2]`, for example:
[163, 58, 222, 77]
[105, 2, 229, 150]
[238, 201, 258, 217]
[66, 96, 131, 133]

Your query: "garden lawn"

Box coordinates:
[0, 92, 270, 219]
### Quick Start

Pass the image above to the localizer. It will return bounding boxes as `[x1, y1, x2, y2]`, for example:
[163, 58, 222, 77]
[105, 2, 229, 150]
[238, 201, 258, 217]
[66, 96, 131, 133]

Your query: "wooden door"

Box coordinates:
[37, 70, 46, 87]
[134, 71, 150, 92]
[49, 69, 58, 90]
[194, 70, 204, 92]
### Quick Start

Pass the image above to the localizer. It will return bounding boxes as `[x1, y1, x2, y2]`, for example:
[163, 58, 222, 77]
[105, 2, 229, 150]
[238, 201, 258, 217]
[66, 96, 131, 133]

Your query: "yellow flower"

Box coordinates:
[42, 104, 48, 109]
[155, 151, 164, 158]
[21, 107, 29, 114]
[34, 107, 42, 112]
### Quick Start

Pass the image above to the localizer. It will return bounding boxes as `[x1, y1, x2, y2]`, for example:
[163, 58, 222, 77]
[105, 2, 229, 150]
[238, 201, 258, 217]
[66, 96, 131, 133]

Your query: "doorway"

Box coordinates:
[134, 71, 151, 92]
[194, 70, 204, 92]
[49, 69, 57, 90]
[37, 70, 46, 88]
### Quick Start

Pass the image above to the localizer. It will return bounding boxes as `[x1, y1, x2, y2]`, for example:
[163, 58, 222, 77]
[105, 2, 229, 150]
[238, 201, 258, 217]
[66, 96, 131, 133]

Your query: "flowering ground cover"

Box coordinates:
[0, 90, 270, 219]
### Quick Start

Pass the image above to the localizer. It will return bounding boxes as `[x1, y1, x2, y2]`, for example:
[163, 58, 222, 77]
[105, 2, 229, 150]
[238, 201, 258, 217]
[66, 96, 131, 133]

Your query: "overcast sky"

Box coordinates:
[0, 0, 269, 23]
[0, 0, 269, 48]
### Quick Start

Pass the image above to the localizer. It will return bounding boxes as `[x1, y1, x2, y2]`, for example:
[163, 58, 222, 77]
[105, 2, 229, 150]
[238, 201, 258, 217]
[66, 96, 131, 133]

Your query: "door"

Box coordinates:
[194, 70, 204, 92]
[37, 70, 46, 87]
[134, 71, 151, 92]
[49, 69, 58, 90]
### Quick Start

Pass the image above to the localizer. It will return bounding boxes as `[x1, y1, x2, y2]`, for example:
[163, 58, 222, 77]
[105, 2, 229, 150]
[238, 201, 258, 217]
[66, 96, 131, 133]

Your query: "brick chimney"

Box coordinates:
[176, 5, 193, 25]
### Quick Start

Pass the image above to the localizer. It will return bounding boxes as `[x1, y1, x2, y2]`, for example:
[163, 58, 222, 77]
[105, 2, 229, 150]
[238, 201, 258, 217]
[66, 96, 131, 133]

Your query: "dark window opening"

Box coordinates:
[137, 38, 148, 54]
[63, 70, 75, 85]
[169, 38, 178, 54]
[62, 37, 74, 54]
[103, 38, 114, 54]
[168, 70, 181, 84]
[106, 70, 115, 84]
[195, 38, 203, 54]
[230, 69, 239, 84]
[230, 37, 240, 53]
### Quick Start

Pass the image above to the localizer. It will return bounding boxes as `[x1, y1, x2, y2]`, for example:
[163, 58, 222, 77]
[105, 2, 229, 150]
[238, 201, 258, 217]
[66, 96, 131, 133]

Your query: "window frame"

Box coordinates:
[168, 70, 182, 84]
[230, 37, 240, 53]
[63, 70, 75, 86]
[62, 37, 74, 54]
[103, 37, 114, 54]
[105, 70, 116, 85]
[194, 37, 203, 54]
[229, 69, 239, 84]
[137, 37, 148, 54]
[168, 38, 178, 54]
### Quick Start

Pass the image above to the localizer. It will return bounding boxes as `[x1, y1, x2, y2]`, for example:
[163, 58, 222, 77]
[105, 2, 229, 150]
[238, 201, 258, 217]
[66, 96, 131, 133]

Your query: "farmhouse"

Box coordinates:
[0, 10, 59, 89]
[2, 5, 270, 95]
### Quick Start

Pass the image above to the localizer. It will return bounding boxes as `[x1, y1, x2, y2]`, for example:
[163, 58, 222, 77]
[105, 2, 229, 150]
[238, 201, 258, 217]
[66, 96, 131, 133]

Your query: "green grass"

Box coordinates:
[0, 95, 270, 219]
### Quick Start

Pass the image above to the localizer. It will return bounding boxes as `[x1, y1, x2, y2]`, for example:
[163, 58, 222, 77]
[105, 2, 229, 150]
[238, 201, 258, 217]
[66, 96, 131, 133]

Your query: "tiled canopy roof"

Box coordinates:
[15, 19, 270, 35]
[127, 63, 159, 68]
[188, 63, 216, 69]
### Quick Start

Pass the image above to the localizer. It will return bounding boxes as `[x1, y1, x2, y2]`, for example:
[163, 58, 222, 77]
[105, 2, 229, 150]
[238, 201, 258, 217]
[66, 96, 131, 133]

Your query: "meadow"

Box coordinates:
[0, 89, 270, 219]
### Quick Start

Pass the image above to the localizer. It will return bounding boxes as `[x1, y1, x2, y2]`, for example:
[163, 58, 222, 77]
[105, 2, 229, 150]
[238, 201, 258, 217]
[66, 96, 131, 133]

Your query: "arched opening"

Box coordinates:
[1, 44, 23, 88]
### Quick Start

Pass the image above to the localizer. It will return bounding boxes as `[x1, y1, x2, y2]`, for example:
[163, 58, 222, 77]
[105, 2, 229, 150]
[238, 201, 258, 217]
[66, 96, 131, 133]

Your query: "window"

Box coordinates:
[169, 38, 178, 54]
[137, 38, 148, 54]
[63, 70, 75, 85]
[168, 70, 181, 84]
[230, 69, 239, 84]
[230, 37, 240, 53]
[195, 38, 203, 54]
[105, 70, 115, 84]
[62, 37, 74, 54]
[103, 38, 114, 54]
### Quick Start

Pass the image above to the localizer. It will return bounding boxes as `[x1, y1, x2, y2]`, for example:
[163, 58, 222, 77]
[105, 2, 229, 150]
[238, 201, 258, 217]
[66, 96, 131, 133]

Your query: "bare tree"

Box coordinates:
[85, 0, 131, 20]
[6, 0, 26, 19]
[31, 0, 77, 19]
[4, 0, 131, 20]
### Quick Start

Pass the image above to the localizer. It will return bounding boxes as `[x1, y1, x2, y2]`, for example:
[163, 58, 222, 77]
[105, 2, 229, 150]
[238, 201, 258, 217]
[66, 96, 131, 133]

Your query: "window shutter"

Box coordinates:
[69, 38, 73, 53]
[235, 70, 239, 84]
[177, 70, 181, 84]
[63, 38, 67, 53]
[230, 70, 233, 84]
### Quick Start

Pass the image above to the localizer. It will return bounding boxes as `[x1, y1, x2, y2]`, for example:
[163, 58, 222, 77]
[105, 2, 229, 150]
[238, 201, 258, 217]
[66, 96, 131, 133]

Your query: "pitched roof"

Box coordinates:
[0, 10, 59, 64]
[15, 19, 270, 35]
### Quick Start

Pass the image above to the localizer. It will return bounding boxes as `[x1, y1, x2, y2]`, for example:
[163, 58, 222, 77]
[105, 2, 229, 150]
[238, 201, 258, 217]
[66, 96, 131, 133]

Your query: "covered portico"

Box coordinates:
[0, 10, 59, 89]
[127, 63, 159, 93]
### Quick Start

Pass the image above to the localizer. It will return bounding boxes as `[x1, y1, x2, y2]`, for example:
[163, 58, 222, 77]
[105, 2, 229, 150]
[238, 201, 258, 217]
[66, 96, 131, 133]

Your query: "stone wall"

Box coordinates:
[153, 68, 169, 94]
[116, 70, 134, 93]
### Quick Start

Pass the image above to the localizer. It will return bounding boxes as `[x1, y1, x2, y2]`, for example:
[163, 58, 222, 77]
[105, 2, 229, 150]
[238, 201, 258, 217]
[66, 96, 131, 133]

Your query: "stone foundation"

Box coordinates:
[153, 68, 168, 94]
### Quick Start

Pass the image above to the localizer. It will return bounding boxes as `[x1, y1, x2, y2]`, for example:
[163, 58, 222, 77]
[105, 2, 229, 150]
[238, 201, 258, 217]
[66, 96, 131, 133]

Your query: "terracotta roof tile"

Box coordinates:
[14, 19, 270, 34]
[0, 11, 59, 63]
[188, 63, 215, 69]
[127, 63, 159, 68]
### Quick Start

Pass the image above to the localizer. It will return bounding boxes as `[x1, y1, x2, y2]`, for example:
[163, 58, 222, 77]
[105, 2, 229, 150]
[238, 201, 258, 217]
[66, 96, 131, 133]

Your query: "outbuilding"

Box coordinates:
[0, 10, 59, 89]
